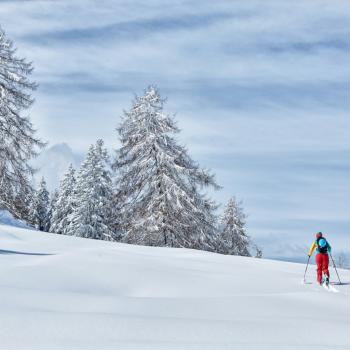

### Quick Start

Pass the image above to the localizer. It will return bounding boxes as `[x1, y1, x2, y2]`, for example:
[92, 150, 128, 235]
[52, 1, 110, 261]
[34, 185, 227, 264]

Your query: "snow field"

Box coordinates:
[0, 222, 349, 350]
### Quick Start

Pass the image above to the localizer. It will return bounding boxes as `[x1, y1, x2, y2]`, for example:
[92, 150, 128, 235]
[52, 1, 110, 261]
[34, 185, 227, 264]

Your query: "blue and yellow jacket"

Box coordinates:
[308, 239, 332, 257]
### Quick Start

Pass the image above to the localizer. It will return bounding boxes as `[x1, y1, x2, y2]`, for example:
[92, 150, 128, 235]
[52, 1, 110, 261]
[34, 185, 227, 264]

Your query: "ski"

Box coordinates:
[322, 282, 339, 293]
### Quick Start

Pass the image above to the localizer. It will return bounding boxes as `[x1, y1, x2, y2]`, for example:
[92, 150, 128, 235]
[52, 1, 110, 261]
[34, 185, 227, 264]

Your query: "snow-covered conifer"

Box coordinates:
[0, 27, 44, 219]
[255, 246, 263, 259]
[68, 140, 114, 240]
[50, 165, 76, 234]
[114, 86, 219, 249]
[29, 177, 50, 231]
[109, 176, 123, 241]
[46, 189, 59, 232]
[218, 197, 251, 256]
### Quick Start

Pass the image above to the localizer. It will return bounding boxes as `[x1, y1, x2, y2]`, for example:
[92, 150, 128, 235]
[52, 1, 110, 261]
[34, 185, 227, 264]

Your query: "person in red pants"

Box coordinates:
[308, 232, 332, 285]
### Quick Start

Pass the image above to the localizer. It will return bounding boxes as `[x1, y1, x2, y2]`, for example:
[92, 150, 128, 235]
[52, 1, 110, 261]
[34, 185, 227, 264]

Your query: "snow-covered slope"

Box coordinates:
[0, 222, 349, 350]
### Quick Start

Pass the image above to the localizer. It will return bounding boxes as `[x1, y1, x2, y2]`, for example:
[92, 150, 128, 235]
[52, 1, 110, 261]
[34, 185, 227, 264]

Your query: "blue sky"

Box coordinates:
[1, 0, 350, 260]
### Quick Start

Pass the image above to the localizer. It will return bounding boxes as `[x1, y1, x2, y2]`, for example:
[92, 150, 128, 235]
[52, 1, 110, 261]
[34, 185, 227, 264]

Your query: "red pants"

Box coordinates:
[316, 253, 329, 283]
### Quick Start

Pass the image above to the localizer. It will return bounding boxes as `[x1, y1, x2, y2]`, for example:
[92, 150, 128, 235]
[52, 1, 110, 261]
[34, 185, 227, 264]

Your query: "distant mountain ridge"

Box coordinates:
[32, 143, 83, 192]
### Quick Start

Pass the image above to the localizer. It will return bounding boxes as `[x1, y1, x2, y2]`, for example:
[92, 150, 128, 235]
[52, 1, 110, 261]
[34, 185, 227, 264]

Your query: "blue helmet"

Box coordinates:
[318, 238, 327, 248]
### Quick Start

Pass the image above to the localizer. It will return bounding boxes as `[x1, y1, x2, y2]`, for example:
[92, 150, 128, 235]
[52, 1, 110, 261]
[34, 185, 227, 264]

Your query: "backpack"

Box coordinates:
[316, 237, 328, 254]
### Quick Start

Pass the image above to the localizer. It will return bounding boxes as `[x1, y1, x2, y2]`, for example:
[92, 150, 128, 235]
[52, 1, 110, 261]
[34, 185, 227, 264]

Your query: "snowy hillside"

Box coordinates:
[0, 221, 349, 350]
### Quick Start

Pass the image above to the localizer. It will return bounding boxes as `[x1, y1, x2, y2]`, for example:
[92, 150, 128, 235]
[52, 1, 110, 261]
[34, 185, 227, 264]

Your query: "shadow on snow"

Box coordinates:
[0, 249, 53, 256]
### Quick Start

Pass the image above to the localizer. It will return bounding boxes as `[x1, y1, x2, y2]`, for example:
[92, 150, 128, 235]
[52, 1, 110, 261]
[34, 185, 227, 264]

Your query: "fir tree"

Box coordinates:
[68, 140, 114, 240]
[50, 164, 76, 235]
[254, 246, 263, 259]
[114, 86, 219, 250]
[218, 197, 251, 256]
[46, 189, 59, 232]
[0, 27, 44, 219]
[109, 176, 123, 241]
[29, 177, 50, 231]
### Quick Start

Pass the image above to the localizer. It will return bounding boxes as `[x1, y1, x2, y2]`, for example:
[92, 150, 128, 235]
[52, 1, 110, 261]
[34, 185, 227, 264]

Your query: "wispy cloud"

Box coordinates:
[22, 12, 237, 44]
[1, 0, 350, 258]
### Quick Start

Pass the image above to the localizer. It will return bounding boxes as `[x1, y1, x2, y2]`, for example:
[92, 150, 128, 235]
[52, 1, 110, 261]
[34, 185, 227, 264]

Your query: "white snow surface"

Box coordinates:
[0, 222, 349, 350]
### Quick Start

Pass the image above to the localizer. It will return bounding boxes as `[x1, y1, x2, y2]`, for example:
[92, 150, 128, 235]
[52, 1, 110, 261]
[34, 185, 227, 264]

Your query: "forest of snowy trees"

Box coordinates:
[0, 26, 259, 257]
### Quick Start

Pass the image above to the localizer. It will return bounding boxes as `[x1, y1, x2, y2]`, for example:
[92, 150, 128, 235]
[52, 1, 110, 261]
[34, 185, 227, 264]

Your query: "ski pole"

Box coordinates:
[303, 256, 310, 283]
[329, 253, 342, 285]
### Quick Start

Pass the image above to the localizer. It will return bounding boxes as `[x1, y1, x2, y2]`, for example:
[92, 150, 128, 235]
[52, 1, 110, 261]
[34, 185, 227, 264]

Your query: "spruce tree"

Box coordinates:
[0, 27, 44, 219]
[218, 197, 251, 256]
[50, 164, 76, 235]
[254, 246, 263, 259]
[29, 177, 50, 231]
[68, 140, 114, 240]
[46, 189, 59, 232]
[114, 86, 219, 249]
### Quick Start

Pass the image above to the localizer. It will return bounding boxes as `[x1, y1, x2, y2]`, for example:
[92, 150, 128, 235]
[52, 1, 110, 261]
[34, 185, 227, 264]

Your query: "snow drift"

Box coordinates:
[0, 220, 349, 350]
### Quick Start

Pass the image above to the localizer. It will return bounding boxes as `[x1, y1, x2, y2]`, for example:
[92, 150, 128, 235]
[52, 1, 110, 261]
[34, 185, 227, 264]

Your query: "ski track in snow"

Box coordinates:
[0, 221, 350, 350]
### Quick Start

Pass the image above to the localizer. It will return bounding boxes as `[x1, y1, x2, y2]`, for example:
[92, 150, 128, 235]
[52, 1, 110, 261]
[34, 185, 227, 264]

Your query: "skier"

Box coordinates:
[308, 232, 332, 285]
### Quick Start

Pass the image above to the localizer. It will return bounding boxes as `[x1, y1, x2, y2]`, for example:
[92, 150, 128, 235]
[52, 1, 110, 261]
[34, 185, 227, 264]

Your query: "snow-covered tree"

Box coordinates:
[114, 86, 219, 250]
[67, 140, 114, 240]
[335, 253, 348, 269]
[0, 27, 44, 219]
[29, 177, 50, 231]
[254, 245, 263, 259]
[46, 189, 59, 232]
[218, 197, 251, 256]
[50, 164, 76, 235]
[109, 176, 123, 241]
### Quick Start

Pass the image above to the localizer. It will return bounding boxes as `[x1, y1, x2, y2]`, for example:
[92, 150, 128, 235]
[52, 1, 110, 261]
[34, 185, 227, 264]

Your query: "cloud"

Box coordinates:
[1, 0, 350, 260]
[267, 39, 350, 54]
[22, 12, 236, 44]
